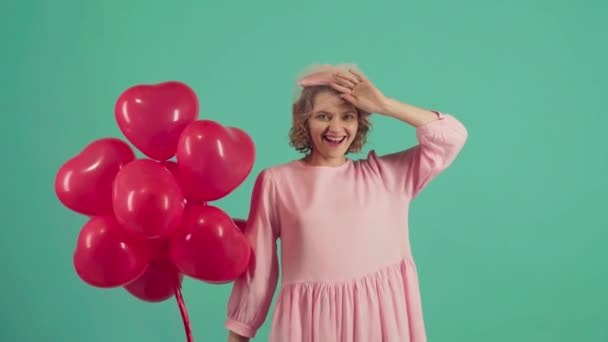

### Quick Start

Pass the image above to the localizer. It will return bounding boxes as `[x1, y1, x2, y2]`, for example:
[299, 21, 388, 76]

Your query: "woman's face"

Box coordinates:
[307, 91, 359, 164]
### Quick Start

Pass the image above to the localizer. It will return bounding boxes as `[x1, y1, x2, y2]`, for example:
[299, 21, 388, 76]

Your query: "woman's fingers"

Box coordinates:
[332, 72, 358, 88]
[329, 81, 353, 94]
[347, 69, 366, 82]
[339, 93, 358, 105]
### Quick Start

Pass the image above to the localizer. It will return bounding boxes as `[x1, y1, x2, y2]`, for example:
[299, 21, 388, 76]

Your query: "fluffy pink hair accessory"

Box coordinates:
[292, 63, 361, 102]
[298, 71, 334, 87]
[296, 63, 360, 87]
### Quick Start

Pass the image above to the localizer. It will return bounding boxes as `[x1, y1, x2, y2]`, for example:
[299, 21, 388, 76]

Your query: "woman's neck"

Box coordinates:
[301, 154, 348, 167]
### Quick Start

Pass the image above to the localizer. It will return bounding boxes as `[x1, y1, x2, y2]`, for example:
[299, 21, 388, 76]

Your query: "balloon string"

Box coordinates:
[175, 276, 194, 342]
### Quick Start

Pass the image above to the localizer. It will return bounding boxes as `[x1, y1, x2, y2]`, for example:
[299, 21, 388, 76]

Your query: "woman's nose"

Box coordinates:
[327, 124, 342, 133]
[327, 119, 343, 131]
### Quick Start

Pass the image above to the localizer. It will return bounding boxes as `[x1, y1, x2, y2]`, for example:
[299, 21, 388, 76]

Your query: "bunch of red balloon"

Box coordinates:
[54, 81, 254, 341]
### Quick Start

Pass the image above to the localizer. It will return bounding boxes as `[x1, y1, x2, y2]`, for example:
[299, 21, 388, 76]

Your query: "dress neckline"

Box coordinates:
[293, 158, 353, 170]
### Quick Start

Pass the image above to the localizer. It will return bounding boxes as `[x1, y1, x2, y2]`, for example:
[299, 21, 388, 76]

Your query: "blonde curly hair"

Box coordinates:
[289, 64, 372, 155]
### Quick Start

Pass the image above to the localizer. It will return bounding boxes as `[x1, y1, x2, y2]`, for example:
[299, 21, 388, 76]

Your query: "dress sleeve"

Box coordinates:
[225, 168, 280, 338]
[368, 112, 468, 199]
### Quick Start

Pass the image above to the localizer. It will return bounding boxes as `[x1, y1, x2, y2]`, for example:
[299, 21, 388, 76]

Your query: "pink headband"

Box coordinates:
[298, 71, 334, 87]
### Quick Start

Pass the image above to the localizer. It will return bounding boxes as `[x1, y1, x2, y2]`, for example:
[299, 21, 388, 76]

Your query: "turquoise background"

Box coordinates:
[2, 0, 607, 341]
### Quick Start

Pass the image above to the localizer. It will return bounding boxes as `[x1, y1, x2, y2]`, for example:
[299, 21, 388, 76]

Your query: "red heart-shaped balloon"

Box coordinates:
[73, 215, 150, 288]
[160, 160, 188, 196]
[169, 203, 251, 283]
[176, 120, 255, 202]
[124, 257, 183, 303]
[112, 159, 186, 239]
[115, 81, 199, 161]
[232, 218, 247, 232]
[55, 138, 135, 216]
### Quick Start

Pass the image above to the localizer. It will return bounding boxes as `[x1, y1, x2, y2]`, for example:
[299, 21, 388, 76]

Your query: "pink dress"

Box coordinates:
[225, 112, 468, 341]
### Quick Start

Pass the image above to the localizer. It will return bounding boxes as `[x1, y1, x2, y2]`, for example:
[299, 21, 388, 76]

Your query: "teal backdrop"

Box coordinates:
[2, 0, 607, 341]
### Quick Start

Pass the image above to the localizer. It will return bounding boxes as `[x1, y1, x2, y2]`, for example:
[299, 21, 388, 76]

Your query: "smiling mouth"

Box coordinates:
[323, 135, 347, 145]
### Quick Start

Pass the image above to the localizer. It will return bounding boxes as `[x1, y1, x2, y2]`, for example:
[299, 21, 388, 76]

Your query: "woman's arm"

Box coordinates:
[228, 331, 250, 342]
[331, 68, 468, 198]
[378, 97, 440, 128]
[330, 69, 438, 127]
[372, 110, 468, 198]
[224, 169, 281, 339]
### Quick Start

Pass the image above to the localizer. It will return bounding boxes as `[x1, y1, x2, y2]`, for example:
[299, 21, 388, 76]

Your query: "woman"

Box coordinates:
[225, 64, 468, 342]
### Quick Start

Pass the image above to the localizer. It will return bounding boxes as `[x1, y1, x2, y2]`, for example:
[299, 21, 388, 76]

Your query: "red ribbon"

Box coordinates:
[174, 276, 194, 342]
